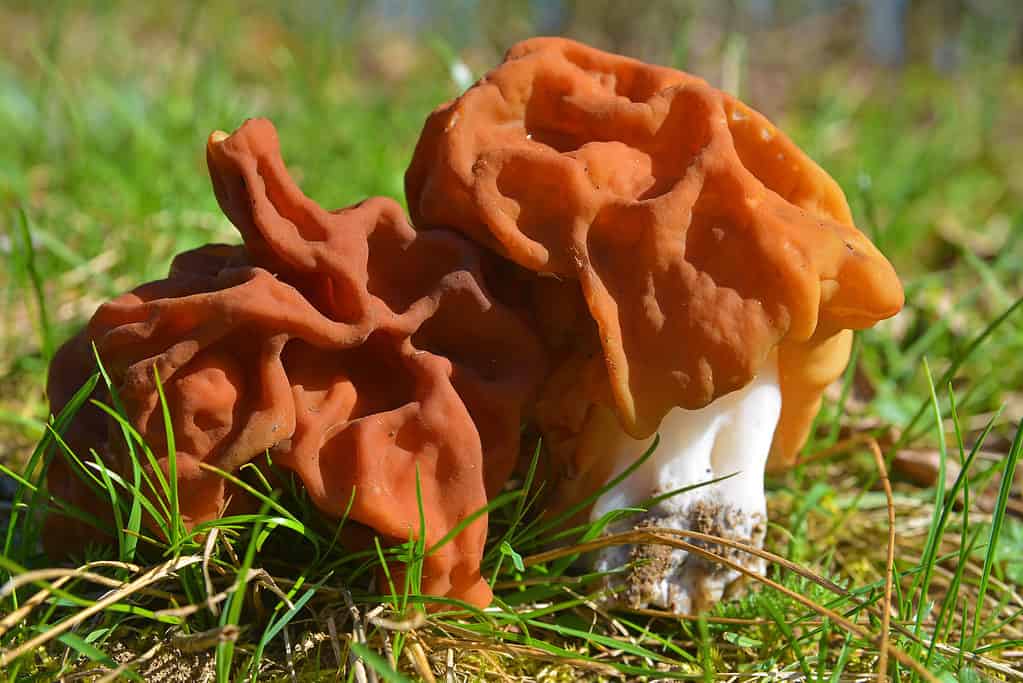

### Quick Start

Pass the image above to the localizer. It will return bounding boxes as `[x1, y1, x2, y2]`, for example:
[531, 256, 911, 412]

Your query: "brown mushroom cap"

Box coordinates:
[406, 38, 903, 452]
[44, 118, 545, 607]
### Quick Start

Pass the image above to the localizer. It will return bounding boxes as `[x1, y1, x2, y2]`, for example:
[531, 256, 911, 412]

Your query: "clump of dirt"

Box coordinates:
[611, 498, 767, 612]
[622, 533, 675, 608]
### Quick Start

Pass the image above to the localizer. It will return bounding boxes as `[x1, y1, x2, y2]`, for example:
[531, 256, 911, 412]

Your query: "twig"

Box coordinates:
[869, 438, 896, 683]
[171, 624, 240, 653]
[203, 527, 220, 616]
[801, 432, 886, 466]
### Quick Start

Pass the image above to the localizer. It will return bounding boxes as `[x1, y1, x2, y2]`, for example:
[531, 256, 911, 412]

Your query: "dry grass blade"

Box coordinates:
[532, 488, 946, 656]
[381, 628, 396, 669]
[406, 641, 437, 683]
[2, 567, 176, 607]
[801, 432, 889, 466]
[251, 568, 294, 610]
[170, 624, 241, 653]
[525, 526, 864, 617]
[623, 608, 813, 626]
[202, 526, 220, 616]
[869, 438, 896, 683]
[718, 675, 875, 682]
[368, 609, 427, 632]
[326, 613, 346, 680]
[648, 531, 937, 683]
[932, 643, 1023, 681]
[0, 558, 144, 597]
[283, 623, 297, 683]
[0, 555, 201, 666]
[151, 566, 270, 619]
[0, 575, 72, 638]
[341, 586, 373, 683]
[154, 589, 229, 618]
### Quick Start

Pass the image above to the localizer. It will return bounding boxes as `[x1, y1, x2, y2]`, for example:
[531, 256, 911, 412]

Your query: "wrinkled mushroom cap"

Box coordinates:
[45, 118, 545, 607]
[407, 37, 903, 459]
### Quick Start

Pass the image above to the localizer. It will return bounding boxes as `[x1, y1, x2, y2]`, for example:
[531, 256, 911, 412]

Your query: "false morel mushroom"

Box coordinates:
[45, 119, 545, 607]
[406, 38, 904, 611]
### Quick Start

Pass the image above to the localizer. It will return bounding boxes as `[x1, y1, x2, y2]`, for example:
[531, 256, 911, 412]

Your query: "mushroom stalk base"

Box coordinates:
[590, 358, 781, 613]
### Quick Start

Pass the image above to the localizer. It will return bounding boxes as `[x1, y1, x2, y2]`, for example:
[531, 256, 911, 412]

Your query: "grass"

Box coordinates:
[2, 2, 1023, 680]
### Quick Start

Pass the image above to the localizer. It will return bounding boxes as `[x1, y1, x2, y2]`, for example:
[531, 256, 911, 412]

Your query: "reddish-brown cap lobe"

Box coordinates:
[406, 38, 903, 467]
[45, 119, 545, 607]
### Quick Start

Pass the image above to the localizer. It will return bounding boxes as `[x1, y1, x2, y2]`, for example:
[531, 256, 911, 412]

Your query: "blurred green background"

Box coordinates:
[2, 0, 1023, 468]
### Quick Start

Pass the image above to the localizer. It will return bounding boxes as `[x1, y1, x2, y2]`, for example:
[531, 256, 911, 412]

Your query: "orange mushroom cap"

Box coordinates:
[45, 118, 545, 607]
[406, 37, 903, 465]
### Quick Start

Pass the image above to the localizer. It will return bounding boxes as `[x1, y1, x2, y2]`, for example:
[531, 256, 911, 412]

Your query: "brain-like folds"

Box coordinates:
[406, 38, 903, 468]
[45, 119, 545, 606]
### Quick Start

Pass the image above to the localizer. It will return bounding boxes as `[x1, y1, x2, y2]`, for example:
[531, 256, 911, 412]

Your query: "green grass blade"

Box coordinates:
[969, 415, 1023, 646]
[15, 206, 54, 363]
[349, 642, 413, 683]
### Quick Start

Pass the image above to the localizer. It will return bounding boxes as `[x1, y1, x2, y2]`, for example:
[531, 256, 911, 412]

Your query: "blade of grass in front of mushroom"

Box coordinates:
[494, 436, 663, 588]
[482, 438, 543, 572]
[351, 641, 413, 683]
[87, 401, 177, 540]
[517, 435, 662, 550]
[405, 465, 429, 618]
[375, 535, 402, 611]
[67, 389, 185, 561]
[91, 347, 154, 562]
[153, 381, 219, 616]
[246, 576, 326, 681]
[215, 499, 273, 683]
[2, 371, 99, 569]
[425, 490, 524, 563]
[152, 366, 183, 548]
[544, 471, 741, 580]
[196, 462, 328, 550]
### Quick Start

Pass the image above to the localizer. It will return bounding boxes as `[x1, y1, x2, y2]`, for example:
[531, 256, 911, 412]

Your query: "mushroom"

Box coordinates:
[45, 118, 545, 607]
[406, 38, 903, 611]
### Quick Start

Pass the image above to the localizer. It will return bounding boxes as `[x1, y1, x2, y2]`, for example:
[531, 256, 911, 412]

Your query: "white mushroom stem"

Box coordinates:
[590, 356, 782, 612]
